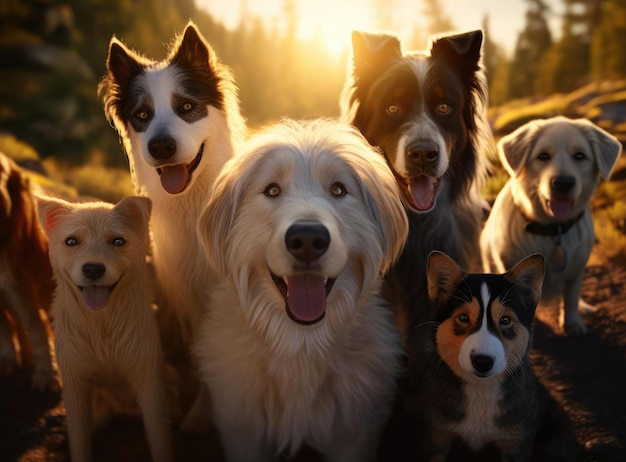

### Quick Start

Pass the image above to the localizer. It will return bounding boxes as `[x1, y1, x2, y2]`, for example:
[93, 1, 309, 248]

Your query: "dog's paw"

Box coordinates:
[560, 311, 588, 336]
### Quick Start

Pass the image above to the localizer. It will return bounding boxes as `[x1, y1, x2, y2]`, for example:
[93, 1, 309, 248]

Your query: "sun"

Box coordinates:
[197, 0, 377, 57]
[292, 1, 377, 56]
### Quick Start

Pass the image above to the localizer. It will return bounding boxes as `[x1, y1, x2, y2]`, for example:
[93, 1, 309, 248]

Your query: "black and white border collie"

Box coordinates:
[98, 22, 246, 432]
[341, 30, 493, 346]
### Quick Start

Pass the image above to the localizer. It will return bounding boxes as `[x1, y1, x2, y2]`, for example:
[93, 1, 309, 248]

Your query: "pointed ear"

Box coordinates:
[427, 251, 466, 304]
[105, 38, 145, 87]
[37, 197, 74, 234]
[114, 196, 152, 233]
[169, 22, 212, 69]
[430, 30, 483, 76]
[498, 120, 543, 177]
[505, 253, 545, 303]
[577, 119, 622, 180]
[351, 30, 402, 78]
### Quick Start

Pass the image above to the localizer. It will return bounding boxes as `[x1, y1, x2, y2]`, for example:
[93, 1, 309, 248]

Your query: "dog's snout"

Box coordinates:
[285, 222, 330, 263]
[148, 136, 177, 160]
[82, 263, 105, 280]
[407, 141, 439, 163]
[471, 353, 494, 374]
[551, 176, 576, 194]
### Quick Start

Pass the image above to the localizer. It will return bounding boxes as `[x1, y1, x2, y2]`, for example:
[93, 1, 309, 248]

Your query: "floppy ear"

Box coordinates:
[577, 120, 622, 180]
[37, 196, 74, 234]
[504, 253, 545, 306]
[427, 251, 465, 305]
[197, 163, 244, 276]
[498, 120, 543, 177]
[351, 138, 408, 271]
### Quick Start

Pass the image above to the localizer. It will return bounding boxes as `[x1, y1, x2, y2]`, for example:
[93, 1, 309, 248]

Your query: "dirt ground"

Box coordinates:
[1, 253, 625, 462]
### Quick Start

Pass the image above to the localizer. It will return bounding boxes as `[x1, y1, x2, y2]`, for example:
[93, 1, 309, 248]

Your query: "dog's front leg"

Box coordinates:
[63, 378, 93, 462]
[561, 272, 589, 336]
[134, 369, 174, 462]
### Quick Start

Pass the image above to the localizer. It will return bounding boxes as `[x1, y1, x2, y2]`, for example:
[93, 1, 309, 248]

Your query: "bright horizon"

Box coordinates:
[195, 0, 561, 56]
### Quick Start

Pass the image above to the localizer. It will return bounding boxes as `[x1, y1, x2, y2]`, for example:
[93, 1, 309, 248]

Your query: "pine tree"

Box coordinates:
[591, 0, 626, 79]
[509, 0, 553, 99]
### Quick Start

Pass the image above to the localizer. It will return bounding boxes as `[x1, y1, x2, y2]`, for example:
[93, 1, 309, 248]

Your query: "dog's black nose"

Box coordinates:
[551, 176, 575, 194]
[148, 136, 177, 160]
[407, 141, 439, 163]
[285, 222, 330, 263]
[82, 263, 105, 280]
[471, 353, 494, 374]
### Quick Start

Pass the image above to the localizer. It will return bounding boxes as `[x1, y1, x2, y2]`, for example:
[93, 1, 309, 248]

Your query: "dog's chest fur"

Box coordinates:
[198, 281, 400, 450]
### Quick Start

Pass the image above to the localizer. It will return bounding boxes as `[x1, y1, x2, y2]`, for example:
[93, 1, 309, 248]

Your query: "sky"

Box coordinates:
[195, 0, 561, 56]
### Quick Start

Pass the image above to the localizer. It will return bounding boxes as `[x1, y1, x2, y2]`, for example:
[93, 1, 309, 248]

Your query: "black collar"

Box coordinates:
[522, 210, 585, 237]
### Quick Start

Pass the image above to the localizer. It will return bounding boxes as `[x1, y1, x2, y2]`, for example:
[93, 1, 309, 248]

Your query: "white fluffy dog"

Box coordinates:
[194, 119, 409, 461]
[481, 116, 621, 335]
[38, 196, 173, 462]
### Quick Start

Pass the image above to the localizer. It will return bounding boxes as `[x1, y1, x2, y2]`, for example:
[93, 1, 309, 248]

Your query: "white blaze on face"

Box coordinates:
[459, 282, 506, 377]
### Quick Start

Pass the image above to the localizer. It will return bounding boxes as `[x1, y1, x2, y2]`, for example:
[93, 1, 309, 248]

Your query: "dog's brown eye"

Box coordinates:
[181, 102, 193, 112]
[65, 237, 78, 246]
[136, 110, 149, 120]
[457, 313, 469, 323]
[330, 182, 346, 197]
[387, 104, 400, 115]
[437, 103, 451, 114]
[573, 152, 586, 161]
[500, 316, 511, 326]
[112, 237, 125, 247]
[264, 183, 281, 197]
[537, 152, 550, 161]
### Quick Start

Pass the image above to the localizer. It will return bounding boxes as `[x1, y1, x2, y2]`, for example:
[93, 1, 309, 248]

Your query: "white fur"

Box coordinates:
[193, 119, 408, 461]
[38, 196, 173, 462]
[458, 283, 506, 377]
[481, 116, 622, 335]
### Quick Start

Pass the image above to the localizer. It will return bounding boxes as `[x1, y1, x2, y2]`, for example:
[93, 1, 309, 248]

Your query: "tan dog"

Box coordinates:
[38, 196, 173, 462]
[481, 116, 622, 335]
[0, 152, 57, 391]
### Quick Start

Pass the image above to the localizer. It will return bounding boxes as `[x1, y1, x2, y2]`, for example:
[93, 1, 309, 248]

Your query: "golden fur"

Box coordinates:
[38, 196, 173, 462]
[0, 152, 57, 391]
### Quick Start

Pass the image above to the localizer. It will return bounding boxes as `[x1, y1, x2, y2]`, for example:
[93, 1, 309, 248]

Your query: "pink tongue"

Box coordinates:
[549, 199, 573, 218]
[286, 274, 326, 323]
[409, 176, 436, 211]
[82, 286, 110, 311]
[160, 165, 189, 194]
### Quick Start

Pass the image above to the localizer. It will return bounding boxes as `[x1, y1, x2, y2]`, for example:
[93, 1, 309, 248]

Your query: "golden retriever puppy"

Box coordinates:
[0, 152, 57, 391]
[194, 119, 409, 461]
[38, 196, 173, 462]
[481, 116, 622, 335]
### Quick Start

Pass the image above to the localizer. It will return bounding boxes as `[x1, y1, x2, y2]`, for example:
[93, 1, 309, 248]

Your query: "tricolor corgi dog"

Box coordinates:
[418, 251, 580, 461]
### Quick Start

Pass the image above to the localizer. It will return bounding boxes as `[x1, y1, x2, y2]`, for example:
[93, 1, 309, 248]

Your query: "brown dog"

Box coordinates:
[0, 152, 57, 391]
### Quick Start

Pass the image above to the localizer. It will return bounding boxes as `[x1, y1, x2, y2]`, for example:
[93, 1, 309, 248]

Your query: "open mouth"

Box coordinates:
[271, 272, 336, 325]
[544, 196, 575, 219]
[77, 279, 120, 311]
[407, 175, 440, 212]
[156, 143, 204, 194]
